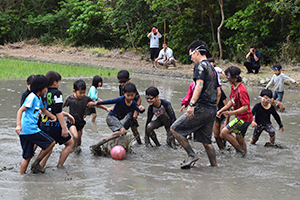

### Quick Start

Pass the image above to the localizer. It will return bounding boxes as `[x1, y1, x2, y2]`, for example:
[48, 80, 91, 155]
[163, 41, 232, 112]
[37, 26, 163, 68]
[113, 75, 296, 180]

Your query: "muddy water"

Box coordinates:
[1, 74, 300, 199]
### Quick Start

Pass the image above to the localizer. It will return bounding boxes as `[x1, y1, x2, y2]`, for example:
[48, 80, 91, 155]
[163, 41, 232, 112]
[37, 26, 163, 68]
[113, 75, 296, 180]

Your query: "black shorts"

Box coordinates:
[150, 48, 159, 60]
[40, 126, 72, 145]
[67, 120, 86, 131]
[85, 107, 96, 116]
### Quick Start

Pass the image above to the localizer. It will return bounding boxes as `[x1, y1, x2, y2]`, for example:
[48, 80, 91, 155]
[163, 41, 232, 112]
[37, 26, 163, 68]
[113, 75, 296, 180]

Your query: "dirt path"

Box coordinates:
[1, 42, 300, 90]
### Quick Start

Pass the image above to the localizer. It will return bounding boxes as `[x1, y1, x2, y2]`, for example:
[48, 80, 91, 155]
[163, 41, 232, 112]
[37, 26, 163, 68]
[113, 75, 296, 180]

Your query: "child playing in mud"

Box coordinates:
[89, 82, 145, 155]
[64, 80, 108, 154]
[266, 64, 300, 112]
[250, 89, 284, 145]
[144, 86, 176, 148]
[217, 66, 253, 156]
[15, 75, 56, 174]
[116, 70, 142, 144]
[39, 71, 75, 168]
[20, 75, 35, 106]
[86, 75, 104, 122]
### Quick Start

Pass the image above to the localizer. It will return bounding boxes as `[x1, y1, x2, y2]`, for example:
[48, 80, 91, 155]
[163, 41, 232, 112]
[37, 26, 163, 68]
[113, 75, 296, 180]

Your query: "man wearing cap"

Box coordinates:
[147, 26, 162, 68]
[244, 45, 261, 74]
[155, 42, 176, 69]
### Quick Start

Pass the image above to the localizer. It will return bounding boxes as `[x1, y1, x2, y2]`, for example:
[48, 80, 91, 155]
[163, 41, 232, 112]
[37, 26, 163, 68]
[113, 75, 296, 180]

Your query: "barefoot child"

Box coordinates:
[144, 86, 176, 147]
[39, 71, 75, 168]
[266, 64, 300, 112]
[250, 89, 284, 145]
[86, 75, 104, 122]
[64, 80, 108, 154]
[217, 66, 253, 156]
[89, 82, 145, 155]
[15, 75, 56, 174]
[117, 70, 142, 144]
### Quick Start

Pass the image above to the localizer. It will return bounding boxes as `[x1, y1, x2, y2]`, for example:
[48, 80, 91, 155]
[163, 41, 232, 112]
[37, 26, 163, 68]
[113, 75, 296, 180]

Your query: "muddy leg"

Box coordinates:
[203, 143, 217, 166]
[221, 127, 246, 155]
[131, 126, 142, 144]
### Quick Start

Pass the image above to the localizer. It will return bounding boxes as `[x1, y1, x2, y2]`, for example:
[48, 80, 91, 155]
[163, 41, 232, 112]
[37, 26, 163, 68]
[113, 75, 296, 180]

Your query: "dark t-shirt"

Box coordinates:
[20, 89, 31, 107]
[64, 94, 93, 123]
[193, 60, 219, 108]
[252, 103, 283, 128]
[41, 87, 63, 128]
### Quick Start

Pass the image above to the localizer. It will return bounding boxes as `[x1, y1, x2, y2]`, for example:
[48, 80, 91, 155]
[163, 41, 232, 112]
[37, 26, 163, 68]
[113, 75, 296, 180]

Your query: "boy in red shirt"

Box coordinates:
[217, 66, 253, 156]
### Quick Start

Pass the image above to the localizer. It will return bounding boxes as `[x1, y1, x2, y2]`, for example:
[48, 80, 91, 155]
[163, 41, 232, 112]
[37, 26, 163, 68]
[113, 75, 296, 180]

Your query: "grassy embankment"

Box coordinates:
[0, 58, 119, 79]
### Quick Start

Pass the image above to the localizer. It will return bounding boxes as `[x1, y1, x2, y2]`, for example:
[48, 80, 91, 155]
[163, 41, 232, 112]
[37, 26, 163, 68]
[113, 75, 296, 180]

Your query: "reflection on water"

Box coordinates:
[1, 75, 300, 199]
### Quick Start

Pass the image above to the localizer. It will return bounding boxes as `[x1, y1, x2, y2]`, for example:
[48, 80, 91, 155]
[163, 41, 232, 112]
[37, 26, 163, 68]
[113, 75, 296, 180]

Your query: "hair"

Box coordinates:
[207, 57, 215, 63]
[26, 75, 35, 85]
[92, 75, 103, 87]
[123, 82, 137, 93]
[163, 42, 168, 46]
[272, 63, 282, 70]
[117, 70, 130, 80]
[224, 66, 242, 82]
[73, 80, 86, 91]
[45, 71, 61, 86]
[260, 89, 272, 98]
[187, 40, 208, 56]
[145, 86, 159, 97]
[250, 45, 257, 49]
[30, 74, 49, 94]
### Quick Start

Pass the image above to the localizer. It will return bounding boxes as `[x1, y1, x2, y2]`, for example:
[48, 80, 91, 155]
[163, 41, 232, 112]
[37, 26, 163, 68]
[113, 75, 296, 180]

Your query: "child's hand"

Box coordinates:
[61, 127, 69, 138]
[216, 110, 222, 118]
[296, 82, 300, 84]
[133, 111, 138, 120]
[67, 114, 75, 124]
[49, 115, 57, 123]
[179, 105, 186, 112]
[279, 127, 284, 132]
[15, 125, 22, 135]
[139, 105, 145, 111]
[251, 121, 257, 127]
[88, 102, 97, 108]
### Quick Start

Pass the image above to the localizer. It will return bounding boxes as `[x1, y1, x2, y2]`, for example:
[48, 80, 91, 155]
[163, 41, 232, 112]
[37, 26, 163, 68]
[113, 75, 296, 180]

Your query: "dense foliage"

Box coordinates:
[1, 0, 300, 65]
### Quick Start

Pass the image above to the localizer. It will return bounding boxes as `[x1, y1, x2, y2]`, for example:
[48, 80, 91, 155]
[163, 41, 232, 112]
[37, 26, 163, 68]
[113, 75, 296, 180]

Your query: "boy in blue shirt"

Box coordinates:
[117, 70, 142, 144]
[89, 82, 145, 155]
[15, 75, 56, 174]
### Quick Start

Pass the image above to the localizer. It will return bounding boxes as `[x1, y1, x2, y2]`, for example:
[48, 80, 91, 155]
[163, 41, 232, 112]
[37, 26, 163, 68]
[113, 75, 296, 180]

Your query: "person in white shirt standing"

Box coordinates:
[155, 42, 176, 69]
[147, 26, 162, 68]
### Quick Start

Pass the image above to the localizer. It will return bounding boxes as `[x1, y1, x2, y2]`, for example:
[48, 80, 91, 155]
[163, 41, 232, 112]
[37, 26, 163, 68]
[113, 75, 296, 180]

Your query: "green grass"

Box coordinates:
[0, 58, 119, 79]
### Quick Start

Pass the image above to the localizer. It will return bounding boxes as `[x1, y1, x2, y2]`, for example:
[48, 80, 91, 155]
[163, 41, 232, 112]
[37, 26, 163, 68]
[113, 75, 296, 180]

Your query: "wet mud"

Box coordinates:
[1, 75, 300, 199]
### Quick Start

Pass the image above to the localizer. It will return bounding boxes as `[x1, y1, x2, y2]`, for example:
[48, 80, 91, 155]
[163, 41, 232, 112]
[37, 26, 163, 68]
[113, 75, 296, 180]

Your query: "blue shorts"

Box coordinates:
[40, 126, 72, 145]
[225, 118, 251, 138]
[273, 91, 284, 102]
[20, 131, 54, 159]
[171, 106, 216, 144]
[106, 114, 123, 132]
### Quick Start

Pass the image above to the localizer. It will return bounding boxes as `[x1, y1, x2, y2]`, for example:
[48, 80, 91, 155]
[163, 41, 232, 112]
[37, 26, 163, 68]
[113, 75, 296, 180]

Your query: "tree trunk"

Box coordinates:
[217, 0, 224, 60]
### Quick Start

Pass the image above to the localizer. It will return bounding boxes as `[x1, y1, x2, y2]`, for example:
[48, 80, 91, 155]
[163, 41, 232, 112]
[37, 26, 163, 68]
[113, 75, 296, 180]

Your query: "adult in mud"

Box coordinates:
[170, 40, 220, 169]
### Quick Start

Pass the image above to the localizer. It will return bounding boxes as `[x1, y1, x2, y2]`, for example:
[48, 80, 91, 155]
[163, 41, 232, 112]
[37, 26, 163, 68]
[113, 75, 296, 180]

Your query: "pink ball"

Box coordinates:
[110, 145, 126, 160]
